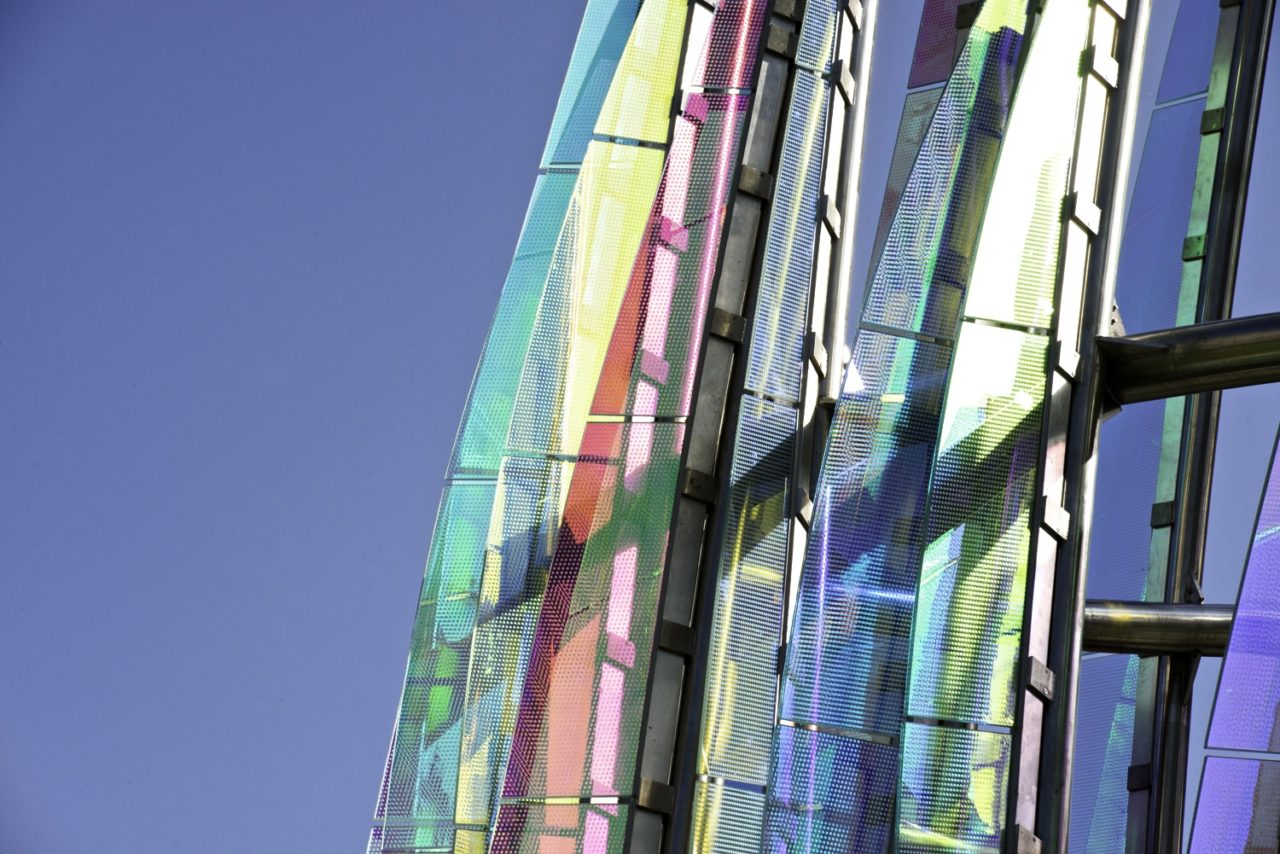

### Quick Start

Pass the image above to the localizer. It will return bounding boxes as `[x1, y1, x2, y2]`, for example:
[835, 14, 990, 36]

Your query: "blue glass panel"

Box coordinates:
[795, 0, 840, 73]
[1069, 655, 1137, 852]
[1189, 757, 1280, 853]
[1156, 0, 1219, 104]
[766, 726, 897, 854]
[692, 782, 767, 853]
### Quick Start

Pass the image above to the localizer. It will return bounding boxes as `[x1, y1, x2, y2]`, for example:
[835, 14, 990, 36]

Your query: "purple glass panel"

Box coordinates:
[693, 0, 768, 90]
[1207, 428, 1280, 752]
[1190, 757, 1280, 853]
[908, 0, 968, 89]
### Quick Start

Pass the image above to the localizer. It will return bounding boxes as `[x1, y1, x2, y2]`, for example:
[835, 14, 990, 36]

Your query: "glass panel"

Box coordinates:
[1069, 655, 1137, 853]
[507, 142, 666, 456]
[1189, 758, 1280, 853]
[591, 94, 752, 417]
[502, 422, 686, 800]
[861, 0, 1026, 338]
[594, 0, 689, 143]
[908, 0, 971, 89]
[743, 70, 830, 404]
[1155, 0, 1219, 104]
[795, 0, 840, 73]
[542, 0, 643, 167]
[690, 0, 768, 91]
[492, 802, 630, 854]
[691, 781, 767, 853]
[907, 325, 1047, 726]
[870, 89, 943, 272]
[699, 397, 796, 783]
[898, 724, 1012, 852]
[1207, 429, 1280, 752]
[765, 726, 898, 853]
[779, 331, 952, 737]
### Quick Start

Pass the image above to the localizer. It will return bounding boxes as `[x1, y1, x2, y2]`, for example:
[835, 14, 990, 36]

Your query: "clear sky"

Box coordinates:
[0, 2, 1272, 852]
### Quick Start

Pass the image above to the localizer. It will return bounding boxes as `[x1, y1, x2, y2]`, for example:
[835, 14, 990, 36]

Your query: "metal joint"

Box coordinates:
[637, 778, 677, 815]
[682, 467, 718, 504]
[795, 485, 814, 527]
[658, 620, 697, 657]
[955, 0, 983, 29]
[1014, 825, 1043, 854]
[1065, 191, 1102, 236]
[818, 194, 843, 239]
[1149, 500, 1175, 528]
[1025, 656, 1057, 703]
[773, 0, 806, 21]
[1201, 106, 1225, 135]
[1081, 44, 1120, 88]
[842, 0, 864, 31]
[1181, 233, 1206, 261]
[831, 59, 856, 105]
[805, 330, 829, 379]
[738, 165, 774, 201]
[1037, 495, 1071, 541]
[766, 24, 798, 59]
[709, 307, 747, 343]
[1127, 763, 1152, 792]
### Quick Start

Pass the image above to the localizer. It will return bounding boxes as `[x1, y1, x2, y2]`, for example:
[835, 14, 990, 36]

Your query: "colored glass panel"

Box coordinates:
[795, 0, 840, 73]
[1207, 430, 1280, 752]
[1070, 655, 1137, 852]
[908, 325, 1047, 726]
[492, 803, 631, 854]
[871, 89, 943, 272]
[1190, 758, 1280, 853]
[690, 0, 767, 91]
[691, 782, 767, 853]
[766, 726, 898, 853]
[699, 397, 796, 783]
[743, 70, 830, 404]
[898, 724, 1011, 852]
[541, 0, 642, 167]
[594, 0, 689, 144]
[908, 0, 970, 88]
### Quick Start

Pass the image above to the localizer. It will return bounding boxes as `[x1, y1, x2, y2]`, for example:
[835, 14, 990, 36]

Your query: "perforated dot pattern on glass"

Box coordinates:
[898, 724, 1011, 853]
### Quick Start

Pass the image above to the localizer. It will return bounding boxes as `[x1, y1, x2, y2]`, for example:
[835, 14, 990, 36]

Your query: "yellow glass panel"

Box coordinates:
[594, 0, 688, 142]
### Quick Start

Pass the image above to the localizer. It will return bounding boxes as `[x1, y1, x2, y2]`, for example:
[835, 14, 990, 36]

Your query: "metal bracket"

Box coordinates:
[637, 778, 677, 815]
[1051, 340, 1080, 380]
[738, 165, 774, 201]
[774, 0, 806, 20]
[1094, 0, 1128, 20]
[709, 307, 746, 344]
[1081, 44, 1120, 88]
[1127, 762, 1152, 792]
[795, 485, 814, 528]
[1014, 825, 1043, 854]
[1026, 656, 1057, 703]
[842, 0, 864, 31]
[1037, 496, 1071, 542]
[766, 24, 798, 59]
[818, 194, 842, 239]
[805, 330, 828, 379]
[682, 467, 718, 504]
[658, 619, 697, 657]
[1150, 500, 1175, 529]
[1182, 233, 1206, 261]
[1066, 191, 1102, 236]
[831, 59, 856, 105]
[1201, 107, 1225, 134]
[1186, 575, 1205, 606]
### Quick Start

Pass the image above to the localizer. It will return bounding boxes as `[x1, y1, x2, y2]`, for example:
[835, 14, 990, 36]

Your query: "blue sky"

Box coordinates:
[0, 2, 1273, 852]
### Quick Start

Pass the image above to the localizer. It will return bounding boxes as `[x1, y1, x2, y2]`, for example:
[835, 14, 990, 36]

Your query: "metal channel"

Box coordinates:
[1147, 0, 1274, 847]
[1028, 0, 1151, 849]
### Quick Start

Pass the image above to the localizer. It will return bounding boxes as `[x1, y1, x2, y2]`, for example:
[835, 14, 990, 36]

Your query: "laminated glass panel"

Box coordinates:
[779, 331, 951, 736]
[699, 397, 796, 783]
[908, 325, 1047, 726]
[871, 89, 943, 271]
[1070, 655, 1137, 853]
[451, 173, 578, 475]
[1207, 433, 1280, 752]
[1156, 0, 1219, 104]
[908, 0, 971, 89]
[507, 142, 665, 457]
[744, 70, 830, 404]
[861, 0, 1025, 338]
[502, 422, 685, 800]
[795, 0, 840, 73]
[379, 823, 454, 852]
[594, 0, 689, 144]
[766, 726, 898, 853]
[691, 781, 767, 853]
[541, 0, 642, 167]
[492, 802, 631, 854]
[591, 94, 751, 417]
[898, 724, 1011, 852]
[690, 0, 768, 90]
[1189, 758, 1280, 853]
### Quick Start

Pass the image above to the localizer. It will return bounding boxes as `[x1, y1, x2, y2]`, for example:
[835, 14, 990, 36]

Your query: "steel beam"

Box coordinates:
[1097, 312, 1280, 405]
[1082, 601, 1233, 657]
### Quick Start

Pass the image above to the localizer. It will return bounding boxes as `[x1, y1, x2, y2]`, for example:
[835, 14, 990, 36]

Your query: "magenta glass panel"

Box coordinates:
[691, 0, 768, 90]
[908, 0, 969, 89]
